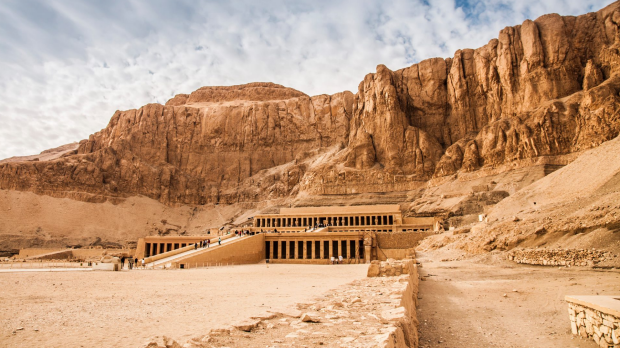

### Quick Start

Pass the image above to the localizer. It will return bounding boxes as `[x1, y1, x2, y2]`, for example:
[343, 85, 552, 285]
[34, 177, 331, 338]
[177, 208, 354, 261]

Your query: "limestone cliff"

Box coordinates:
[2, 3, 620, 207]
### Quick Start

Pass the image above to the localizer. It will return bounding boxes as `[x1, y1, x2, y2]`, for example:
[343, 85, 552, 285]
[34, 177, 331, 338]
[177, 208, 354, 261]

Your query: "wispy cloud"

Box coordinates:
[0, 0, 612, 159]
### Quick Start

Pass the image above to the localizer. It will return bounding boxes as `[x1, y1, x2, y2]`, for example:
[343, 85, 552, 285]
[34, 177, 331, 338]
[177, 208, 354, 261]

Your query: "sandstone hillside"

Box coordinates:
[418, 134, 620, 261]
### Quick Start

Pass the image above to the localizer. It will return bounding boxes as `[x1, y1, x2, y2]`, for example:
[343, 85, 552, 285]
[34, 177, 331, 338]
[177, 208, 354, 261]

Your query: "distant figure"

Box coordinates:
[207, 239, 210, 248]
[194, 243, 197, 250]
[338, 255, 343, 264]
[134, 257, 138, 267]
[218, 237, 221, 245]
[331, 256, 335, 265]
[141, 258, 145, 268]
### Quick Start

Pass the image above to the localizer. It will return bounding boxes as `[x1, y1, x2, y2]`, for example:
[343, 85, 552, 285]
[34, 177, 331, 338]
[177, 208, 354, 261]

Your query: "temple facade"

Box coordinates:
[134, 205, 440, 263]
[252, 204, 439, 233]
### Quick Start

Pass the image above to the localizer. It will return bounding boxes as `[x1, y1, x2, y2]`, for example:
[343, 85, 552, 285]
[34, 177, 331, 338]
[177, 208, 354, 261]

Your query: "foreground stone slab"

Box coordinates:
[565, 295, 620, 346]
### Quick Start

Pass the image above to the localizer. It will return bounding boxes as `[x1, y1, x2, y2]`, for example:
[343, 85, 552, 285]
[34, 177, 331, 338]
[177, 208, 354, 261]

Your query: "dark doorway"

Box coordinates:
[323, 241, 329, 259]
[289, 241, 296, 259]
[314, 241, 320, 259]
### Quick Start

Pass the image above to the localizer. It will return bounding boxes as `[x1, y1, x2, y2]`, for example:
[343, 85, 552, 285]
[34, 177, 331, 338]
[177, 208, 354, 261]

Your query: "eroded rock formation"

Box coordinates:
[2, 3, 620, 206]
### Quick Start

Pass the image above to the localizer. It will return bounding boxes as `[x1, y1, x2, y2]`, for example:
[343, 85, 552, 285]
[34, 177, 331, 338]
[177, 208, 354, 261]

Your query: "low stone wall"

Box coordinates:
[376, 232, 432, 249]
[507, 248, 615, 267]
[381, 259, 420, 348]
[566, 296, 620, 347]
[367, 259, 420, 347]
[367, 259, 413, 277]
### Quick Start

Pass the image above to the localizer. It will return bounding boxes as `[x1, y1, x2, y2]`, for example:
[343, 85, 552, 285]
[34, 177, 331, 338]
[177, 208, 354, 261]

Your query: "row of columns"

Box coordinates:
[256, 215, 394, 228]
[265, 239, 363, 261]
[144, 242, 187, 257]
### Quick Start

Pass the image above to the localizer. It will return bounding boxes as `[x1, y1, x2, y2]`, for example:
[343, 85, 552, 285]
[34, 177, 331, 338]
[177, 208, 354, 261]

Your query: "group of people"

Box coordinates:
[121, 257, 145, 269]
[234, 229, 254, 237]
[331, 255, 344, 264]
[195, 237, 222, 249]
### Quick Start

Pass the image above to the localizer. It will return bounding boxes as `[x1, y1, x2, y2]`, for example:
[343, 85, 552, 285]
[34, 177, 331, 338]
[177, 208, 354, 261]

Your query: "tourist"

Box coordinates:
[331, 256, 335, 265]
[339, 255, 343, 264]
[194, 243, 197, 250]
[134, 257, 138, 267]
[141, 258, 145, 268]
[207, 239, 210, 247]
[218, 237, 221, 245]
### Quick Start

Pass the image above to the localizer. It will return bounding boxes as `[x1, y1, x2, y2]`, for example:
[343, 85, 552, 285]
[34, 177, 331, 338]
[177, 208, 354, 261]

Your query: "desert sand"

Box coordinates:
[416, 251, 620, 348]
[0, 263, 367, 348]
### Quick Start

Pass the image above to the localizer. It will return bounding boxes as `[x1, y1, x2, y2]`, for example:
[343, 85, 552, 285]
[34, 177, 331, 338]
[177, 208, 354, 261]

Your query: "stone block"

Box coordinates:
[380, 307, 405, 322]
[367, 264, 380, 277]
[300, 313, 321, 323]
[571, 321, 578, 335]
[233, 319, 261, 332]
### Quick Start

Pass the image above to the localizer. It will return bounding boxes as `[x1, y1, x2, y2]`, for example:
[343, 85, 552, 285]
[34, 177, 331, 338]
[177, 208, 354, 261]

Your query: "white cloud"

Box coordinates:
[0, 0, 613, 159]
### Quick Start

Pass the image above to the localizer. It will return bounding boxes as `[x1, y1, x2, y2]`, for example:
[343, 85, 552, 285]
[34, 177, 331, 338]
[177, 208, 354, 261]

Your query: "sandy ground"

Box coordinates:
[0, 263, 367, 348]
[416, 251, 620, 348]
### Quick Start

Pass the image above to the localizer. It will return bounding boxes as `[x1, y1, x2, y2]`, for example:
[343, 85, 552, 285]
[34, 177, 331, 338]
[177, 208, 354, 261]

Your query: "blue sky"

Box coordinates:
[0, 0, 613, 159]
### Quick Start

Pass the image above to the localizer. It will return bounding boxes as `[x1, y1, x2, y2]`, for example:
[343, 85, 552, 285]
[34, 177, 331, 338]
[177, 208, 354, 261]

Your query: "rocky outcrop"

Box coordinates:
[2, 3, 620, 206]
[0, 84, 353, 204]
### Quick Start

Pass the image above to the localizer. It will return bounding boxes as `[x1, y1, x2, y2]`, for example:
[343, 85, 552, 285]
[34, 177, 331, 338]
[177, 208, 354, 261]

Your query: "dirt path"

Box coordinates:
[416, 251, 620, 348]
[0, 263, 367, 348]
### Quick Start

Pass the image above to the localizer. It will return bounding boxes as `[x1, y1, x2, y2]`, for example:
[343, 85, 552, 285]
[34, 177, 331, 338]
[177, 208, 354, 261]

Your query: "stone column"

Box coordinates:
[320, 240, 324, 259]
[329, 240, 334, 259]
[285, 240, 289, 259]
[303, 241, 308, 259]
[269, 241, 274, 259]
[310, 241, 315, 260]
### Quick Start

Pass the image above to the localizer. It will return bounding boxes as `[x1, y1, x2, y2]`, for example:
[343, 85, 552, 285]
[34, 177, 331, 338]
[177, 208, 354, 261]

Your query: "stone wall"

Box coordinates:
[20, 248, 133, 260]
[18, 248, 64, 258]
[172, 234, 265, 268]
[566, 298, 620, 347]
[507, 248, 616, 267]
[376, 232, 433, 249]
[372, 259, 420, 348]
[379, 248, 416, 261]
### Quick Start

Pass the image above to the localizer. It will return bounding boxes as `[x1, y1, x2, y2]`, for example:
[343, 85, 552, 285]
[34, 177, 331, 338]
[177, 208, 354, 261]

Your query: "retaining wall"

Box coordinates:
[376, 232, 433, 249]
[507, 248, 615, 267]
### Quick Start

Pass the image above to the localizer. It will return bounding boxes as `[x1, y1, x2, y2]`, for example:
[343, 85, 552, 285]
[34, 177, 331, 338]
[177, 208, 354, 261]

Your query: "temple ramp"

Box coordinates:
[146, 236, 238, 268]
[25, 249, 73, 260]
[170, 234, 265, 269]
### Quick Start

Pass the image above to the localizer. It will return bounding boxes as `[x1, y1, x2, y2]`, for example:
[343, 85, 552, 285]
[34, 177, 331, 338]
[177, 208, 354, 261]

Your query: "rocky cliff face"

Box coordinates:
[2, 3, 620, 206]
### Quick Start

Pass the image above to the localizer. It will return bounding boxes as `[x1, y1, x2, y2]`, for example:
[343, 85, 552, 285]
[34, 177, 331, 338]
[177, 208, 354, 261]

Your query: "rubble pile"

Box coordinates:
[507, 248, 616, 267]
